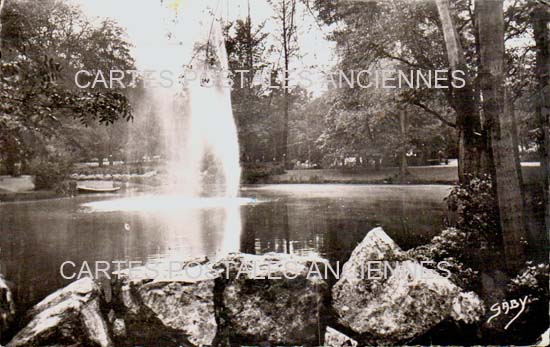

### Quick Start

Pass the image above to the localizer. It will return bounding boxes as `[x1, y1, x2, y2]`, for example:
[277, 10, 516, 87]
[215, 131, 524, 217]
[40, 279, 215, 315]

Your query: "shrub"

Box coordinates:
[507, 262, 549, 309]
[445, 175, 500, 247]
[241, 163, 285, 184]
[408, 228, 480, 291]
[491, 262, 550, 345]
[31, 158, 72, 191]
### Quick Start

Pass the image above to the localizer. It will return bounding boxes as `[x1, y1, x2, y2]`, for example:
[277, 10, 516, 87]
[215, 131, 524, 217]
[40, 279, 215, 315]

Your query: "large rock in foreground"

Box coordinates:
[332, 227, 407, 320]
[0, 273, 15, 339]
[8, 277, 112, 347]
[332, 227, 484, 344]
[215, 252, 329, 345]
[112, 260, 219, 347]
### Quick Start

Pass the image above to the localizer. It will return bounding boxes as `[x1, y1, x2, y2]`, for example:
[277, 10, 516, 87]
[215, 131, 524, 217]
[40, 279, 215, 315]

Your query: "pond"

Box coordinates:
[0, 184, 451, 311]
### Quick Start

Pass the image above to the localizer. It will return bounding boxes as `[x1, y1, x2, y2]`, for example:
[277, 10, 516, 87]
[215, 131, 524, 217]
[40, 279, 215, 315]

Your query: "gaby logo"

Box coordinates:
[487, 296, 529, 330]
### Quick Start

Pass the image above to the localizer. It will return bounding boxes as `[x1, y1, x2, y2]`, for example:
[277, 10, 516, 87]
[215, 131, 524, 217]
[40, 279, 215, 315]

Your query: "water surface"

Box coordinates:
[0, 184, 450, 309]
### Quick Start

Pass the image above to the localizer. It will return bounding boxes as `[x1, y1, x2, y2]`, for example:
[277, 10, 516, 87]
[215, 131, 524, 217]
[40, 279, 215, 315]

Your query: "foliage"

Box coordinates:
[494, 262, 550, 344]
[241, 163, 285, 183]
[0, 0, 136, 174]
[306, 0, 458, 166]
[446, 175, 500, 246]
[508, 262, 550, 304]
[408, 228, 480, 291]
[307, 0, 541, 167]
[225, 18, 272, 162]
[30, 157, 72, 191]
[226, 16, 310, 163]
[288, 94, 325, 164]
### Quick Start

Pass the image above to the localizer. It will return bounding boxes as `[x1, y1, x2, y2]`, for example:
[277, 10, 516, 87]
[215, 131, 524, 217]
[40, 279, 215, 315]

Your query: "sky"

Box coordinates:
[70, 0, 337, 91]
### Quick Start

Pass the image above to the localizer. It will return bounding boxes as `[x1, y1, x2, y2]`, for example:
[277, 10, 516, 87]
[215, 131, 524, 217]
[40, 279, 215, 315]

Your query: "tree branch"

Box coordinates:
[381, 50, 424, 69]
[410, 100, 456, 128]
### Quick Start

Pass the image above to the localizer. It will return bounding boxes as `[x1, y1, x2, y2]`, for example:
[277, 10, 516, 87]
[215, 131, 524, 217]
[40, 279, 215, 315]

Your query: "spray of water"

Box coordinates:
[90, 1, 245, 259]
[152, 0, 241, 197]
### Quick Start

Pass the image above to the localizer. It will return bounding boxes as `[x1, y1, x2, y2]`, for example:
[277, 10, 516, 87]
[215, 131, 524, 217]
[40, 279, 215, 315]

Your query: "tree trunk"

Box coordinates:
[399, 109, 409, 177]
[278, 0, 296, 168]
[531, 3, 550, 234]
[436, 0, 485, 182]
[476, 0, 526, 272]
[5, 152, 16, 176]
[0, 0, 5, 59]
[282, 69, 289, 166]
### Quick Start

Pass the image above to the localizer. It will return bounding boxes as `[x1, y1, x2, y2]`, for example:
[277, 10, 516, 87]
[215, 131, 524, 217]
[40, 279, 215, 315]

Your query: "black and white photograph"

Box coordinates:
[0, 0, 548, 346]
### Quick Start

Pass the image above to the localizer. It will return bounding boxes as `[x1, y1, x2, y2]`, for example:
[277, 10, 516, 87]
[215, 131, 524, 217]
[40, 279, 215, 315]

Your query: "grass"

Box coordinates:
[267, 165, 542, 185]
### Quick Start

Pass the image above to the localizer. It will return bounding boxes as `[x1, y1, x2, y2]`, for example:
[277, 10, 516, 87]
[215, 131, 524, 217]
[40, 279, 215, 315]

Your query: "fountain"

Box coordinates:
[84, 1, 249, 259]
[156, 0, 241, 197]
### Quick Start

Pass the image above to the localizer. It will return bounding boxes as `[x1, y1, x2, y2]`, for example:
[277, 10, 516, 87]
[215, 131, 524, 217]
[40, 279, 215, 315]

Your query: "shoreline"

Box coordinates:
[0, 190, 61, 203]
[0, 180, 455, 204]
[0, 165, 541, 203]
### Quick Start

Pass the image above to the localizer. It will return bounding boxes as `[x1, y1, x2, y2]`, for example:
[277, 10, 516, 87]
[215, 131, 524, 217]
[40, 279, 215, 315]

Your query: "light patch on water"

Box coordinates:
[82, 195, 259, 213]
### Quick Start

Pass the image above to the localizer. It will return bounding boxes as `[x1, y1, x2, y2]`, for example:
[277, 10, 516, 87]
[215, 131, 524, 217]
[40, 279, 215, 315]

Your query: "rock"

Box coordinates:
[332, 227, 484, 344]
[345, 261, 463, 343]
[112, 260, 219, 347]
[450, 292, 485, 324]
[332, 227, 407, 325]
[112, 318, 126, 338]
[215, 252, 329, 345]
[8, 277, 113, 347]
[324, 326, 358, 347]
[105, 310, 125, 338]
[0, 273, 15, 338]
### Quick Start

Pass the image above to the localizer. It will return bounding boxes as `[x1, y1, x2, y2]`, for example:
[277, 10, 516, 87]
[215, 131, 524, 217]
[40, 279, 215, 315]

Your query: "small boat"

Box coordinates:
[77, 186, 121, 193]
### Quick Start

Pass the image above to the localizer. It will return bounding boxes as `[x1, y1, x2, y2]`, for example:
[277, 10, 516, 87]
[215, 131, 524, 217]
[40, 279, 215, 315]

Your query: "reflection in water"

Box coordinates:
[242, 184, 451, 263]
[0, 184, 450, 311]
[83, 195, 252, 262]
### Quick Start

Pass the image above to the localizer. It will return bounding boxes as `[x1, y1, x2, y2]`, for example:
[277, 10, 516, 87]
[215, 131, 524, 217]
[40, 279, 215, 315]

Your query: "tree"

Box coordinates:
[225, 12, 270, 162]
[530, 1, 550, 233]
[311, 0, 464, 168]
[435, 0, 484, 181]
[311, 0, 542, 182]
[0, 0, 135, 174]
[269, 0, 300, 165]
[288, 89, 324, 164]
[476, 0, 526, 272]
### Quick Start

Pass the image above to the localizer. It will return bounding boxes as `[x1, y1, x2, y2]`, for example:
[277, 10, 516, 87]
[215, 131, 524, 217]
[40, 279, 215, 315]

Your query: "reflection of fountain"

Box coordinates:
[83, 195, 254, 260]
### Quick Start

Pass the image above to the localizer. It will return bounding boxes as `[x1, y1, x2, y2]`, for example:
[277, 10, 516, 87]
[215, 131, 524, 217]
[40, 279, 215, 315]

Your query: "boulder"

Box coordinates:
[332, 227, 407, 325]
[8, 277, 112, 347]
[324, 326, 358, 347]
[215, 252, 329, 345]
[332, 227, 484, 344]
[112, 259, 219, 347]
[0, 273, 15, 338]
